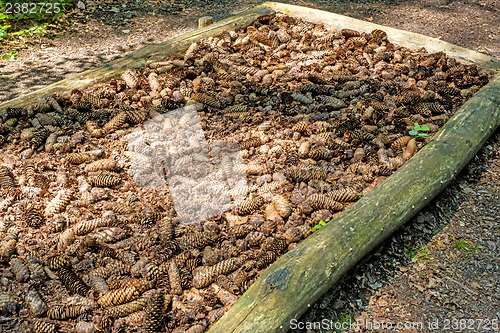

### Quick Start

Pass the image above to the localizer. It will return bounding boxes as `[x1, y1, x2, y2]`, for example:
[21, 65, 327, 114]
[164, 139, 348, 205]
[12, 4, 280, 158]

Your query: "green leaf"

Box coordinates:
[319, 221, 326, 226]
[409, 130, 418, 136]
[314, 225, 322, 229]
[420, 124, 430, 131]
[418, 133, 430, 138]
[3, 52, 16, 60]
[53, 12, 66, 20]
[12, 30, 27, 36]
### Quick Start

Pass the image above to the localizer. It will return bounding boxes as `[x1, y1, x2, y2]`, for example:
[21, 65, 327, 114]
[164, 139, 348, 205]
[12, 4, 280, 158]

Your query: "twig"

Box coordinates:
[442, 275, 478, 295]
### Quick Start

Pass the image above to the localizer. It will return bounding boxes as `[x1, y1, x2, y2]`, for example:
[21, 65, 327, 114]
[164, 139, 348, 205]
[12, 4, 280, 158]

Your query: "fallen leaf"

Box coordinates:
[435, 240, 447, 250]
[427, 277, 438, 288]
[411, 282, 426, 292]
[469, 281, 481, 290]
[378, 298, 389, 306]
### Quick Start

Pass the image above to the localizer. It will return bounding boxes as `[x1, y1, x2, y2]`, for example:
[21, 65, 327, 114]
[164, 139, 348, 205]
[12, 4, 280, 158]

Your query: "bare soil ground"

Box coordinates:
[0, 1, 498, 332]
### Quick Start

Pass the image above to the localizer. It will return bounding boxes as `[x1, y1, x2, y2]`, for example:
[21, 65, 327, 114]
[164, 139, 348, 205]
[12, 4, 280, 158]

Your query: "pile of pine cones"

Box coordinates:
[0, 11, 492, 333]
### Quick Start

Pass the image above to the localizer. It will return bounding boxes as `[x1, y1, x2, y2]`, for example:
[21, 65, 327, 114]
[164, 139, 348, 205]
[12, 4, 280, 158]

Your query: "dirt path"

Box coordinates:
[0, 1, 498, 332]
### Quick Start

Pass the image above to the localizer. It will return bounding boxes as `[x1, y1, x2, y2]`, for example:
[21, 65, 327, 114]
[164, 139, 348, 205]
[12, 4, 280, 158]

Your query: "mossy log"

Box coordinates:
[0, 6, 272, 113]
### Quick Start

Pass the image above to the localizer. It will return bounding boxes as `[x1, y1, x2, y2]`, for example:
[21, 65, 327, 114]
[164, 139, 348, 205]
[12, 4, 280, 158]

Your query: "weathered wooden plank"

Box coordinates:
[263, 2, 500, 71]
[199, 16, 214, 29]
[208, 72, 500, 332]
[0, 5, 272, 113]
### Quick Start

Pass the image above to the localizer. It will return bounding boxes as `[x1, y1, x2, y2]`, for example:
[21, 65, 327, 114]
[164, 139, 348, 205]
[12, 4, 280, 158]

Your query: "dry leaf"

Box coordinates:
[412, 282, 426, 292]
[427, 277, 437, 288]
[469, 281, 481, 290]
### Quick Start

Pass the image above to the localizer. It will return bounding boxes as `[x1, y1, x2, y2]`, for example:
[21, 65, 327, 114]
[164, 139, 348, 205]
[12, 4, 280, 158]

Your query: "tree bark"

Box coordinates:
[0, 6, 272, 114]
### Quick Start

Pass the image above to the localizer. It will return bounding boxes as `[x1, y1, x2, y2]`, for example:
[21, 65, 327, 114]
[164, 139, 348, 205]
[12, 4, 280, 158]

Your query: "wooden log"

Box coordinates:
[264, 2, 500, 71]
[0, 6, 272, 114]
[208, 73, 500, 332]
[198, 16, 214, 29]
